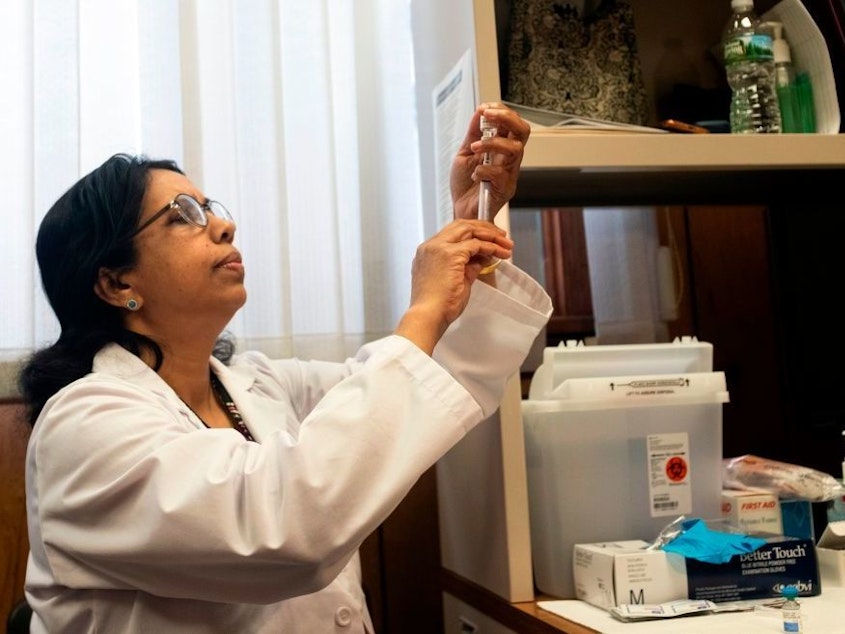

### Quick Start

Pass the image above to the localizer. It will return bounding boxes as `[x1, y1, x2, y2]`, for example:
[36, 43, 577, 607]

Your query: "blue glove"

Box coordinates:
[662, 518, 768, 564]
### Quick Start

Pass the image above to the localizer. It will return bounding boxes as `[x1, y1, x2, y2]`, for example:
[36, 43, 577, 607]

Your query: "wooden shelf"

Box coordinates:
[522, 130, 845, 171]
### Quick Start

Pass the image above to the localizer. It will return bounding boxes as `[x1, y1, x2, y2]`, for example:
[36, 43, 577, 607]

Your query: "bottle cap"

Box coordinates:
[782, 585, 798, 600]
[731, 0, 754, 10]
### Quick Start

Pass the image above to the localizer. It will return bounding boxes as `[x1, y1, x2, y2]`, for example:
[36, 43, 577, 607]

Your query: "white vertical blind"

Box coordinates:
[1, 1, 35, 357]
[78, 0, 143, 165]
[583, 207, 667, 344]
[1, 0, 422, 364]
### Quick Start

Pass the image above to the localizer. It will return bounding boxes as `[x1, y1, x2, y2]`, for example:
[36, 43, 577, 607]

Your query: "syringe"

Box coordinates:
[477, 115, 501, 274]
[477, 115, 497, 222]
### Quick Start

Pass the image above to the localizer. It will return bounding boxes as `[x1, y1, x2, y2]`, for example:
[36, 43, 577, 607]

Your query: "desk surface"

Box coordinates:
[538, 588, 845, 633]
[444, 569, 845, 633]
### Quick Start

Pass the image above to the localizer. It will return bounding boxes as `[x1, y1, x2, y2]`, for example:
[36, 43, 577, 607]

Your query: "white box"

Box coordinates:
[720, 490, 816, 539]
[572, 540, 687, 610]
[817, 520, 845, 586]
[523, 340, 728, 598]
[721, 489, 783, 535]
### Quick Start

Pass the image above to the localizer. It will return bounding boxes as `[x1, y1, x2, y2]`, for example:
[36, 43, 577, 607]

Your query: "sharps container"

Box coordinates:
[522, 338, 729, 598]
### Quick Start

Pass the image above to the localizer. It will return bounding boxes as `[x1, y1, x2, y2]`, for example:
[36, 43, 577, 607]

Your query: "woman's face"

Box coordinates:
[122, 168, 247, 332]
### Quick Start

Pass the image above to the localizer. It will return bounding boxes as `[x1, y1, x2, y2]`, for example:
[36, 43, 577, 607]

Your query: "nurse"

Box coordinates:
[19, 103, 551, 633]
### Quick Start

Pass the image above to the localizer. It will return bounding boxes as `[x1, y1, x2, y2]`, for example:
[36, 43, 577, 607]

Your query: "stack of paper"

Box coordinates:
[502, 101, 667, 134]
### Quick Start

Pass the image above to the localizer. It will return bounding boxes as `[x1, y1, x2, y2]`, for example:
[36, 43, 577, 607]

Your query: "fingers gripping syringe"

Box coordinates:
[477, 115, 497, 222]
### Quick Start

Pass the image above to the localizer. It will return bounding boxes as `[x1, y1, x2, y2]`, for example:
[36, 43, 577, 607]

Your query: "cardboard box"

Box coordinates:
[721, 489, 782, 535]
[817, 520, 845, 586]
[573, 534, 820, 609]
[573, 540, 687, 610]
[720, 490, 815, 540]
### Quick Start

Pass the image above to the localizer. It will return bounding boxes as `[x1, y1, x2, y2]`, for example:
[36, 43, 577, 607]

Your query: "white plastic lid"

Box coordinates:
[731, 0, 754, 9]
[528, 337, 713, 400]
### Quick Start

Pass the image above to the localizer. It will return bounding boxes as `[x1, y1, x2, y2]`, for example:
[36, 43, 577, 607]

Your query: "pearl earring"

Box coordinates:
[125, 298, 140, 311]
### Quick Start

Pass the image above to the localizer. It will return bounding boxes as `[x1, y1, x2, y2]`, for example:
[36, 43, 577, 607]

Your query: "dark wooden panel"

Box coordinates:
[684, 206, 784, 461]
[362, 467, 443, 633]
[381, 468, 443, 633]
[664, 204, 843, 540]
[767, 203, 845, 491]
[0, 403, 29, 634]
[541, 208, 595, 342]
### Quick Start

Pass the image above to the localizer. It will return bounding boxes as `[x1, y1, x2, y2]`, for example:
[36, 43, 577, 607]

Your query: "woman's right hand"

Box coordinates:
[394, 220, 513, 355]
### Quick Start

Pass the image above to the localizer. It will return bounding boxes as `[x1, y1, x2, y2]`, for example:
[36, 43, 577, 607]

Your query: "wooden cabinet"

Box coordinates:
[650, 201, 844, 573]
[410, 1, 845, 632]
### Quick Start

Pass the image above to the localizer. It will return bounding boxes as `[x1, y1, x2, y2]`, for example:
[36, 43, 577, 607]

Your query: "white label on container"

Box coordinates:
[647, 433, 692, 518]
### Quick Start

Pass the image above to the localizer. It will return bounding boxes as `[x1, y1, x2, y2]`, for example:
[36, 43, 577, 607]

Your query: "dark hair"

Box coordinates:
[18, 153, 234, 427]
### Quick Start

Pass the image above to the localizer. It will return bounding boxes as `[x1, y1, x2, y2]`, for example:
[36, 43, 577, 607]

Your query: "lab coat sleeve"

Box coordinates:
[434, 260, 552, 417]
[29, 337, 481, 605]
[238, 260, 551, 422]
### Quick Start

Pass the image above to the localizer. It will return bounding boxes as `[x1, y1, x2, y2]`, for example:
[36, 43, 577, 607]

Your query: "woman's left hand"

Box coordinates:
[394, 219, 514, 354]
[450, 103, 531, 222]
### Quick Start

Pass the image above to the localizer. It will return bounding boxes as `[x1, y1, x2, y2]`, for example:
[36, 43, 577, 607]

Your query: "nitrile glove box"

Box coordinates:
[573, 540, 687, 610]
[682, 535, 820, 602]
[573, 534, 821, 610]
[817, 520, 845, 586]
[523, 339, 728, 598]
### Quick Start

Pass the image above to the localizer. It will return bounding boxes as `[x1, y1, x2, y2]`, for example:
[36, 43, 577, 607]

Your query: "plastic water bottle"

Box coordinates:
[723, 0, 781, 133]
[781, 585, 802, 633]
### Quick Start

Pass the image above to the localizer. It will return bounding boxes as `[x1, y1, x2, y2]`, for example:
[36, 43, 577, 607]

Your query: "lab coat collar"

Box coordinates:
[93, 343, 266, 439]
[92, 343, 255, 394]
[209, 357, 278, 443]
[209, 355, 255, 395]
[92, 343, 168, 392]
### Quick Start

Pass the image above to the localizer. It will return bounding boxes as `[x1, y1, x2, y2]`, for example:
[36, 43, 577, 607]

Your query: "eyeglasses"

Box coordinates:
[133, 194, 233, 236]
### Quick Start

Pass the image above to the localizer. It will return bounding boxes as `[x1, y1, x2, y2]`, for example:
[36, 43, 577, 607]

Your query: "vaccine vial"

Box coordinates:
[781, 585, 802, 633]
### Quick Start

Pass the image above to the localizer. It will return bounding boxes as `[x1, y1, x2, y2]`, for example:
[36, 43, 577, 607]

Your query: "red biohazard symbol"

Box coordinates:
[665, 457, 688, 482]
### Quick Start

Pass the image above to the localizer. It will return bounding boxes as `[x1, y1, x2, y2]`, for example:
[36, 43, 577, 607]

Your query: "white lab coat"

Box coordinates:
[25, 261, 551, 633]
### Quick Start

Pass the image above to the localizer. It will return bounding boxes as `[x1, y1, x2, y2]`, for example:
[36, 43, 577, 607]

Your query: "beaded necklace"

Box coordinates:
[198, 373, 255, 442]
